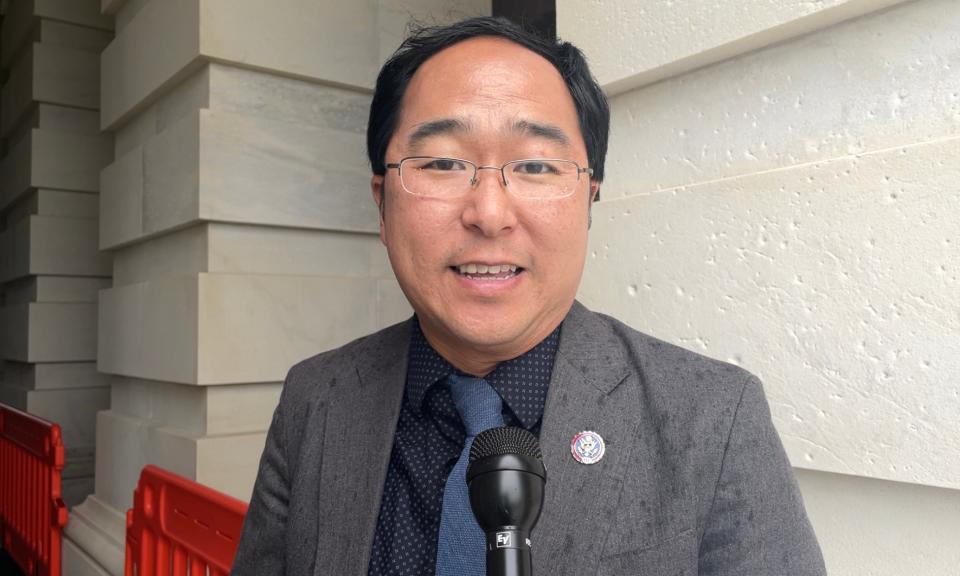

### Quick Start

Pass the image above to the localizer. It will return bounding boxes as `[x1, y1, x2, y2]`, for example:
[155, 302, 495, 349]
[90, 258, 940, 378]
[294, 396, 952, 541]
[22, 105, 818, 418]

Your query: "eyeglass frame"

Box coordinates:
[384, 156, 594, 199]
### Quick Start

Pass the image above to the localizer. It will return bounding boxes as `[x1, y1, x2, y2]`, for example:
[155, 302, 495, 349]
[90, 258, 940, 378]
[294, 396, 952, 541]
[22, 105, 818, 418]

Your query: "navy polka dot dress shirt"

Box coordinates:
[367, 319, 561, 576]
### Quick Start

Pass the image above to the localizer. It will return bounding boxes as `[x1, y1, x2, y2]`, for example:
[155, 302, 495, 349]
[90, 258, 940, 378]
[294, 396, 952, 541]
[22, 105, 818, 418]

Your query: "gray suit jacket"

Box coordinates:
[233, 302, 825, 575]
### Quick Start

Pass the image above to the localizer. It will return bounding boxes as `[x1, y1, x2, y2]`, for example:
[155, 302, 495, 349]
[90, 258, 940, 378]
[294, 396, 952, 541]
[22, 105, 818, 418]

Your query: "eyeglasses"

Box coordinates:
[385, 156, 593, 199]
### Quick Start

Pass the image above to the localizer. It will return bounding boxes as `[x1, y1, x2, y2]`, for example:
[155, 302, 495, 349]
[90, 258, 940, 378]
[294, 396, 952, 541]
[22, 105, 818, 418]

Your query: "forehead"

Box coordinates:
[393, 36, 581, 149]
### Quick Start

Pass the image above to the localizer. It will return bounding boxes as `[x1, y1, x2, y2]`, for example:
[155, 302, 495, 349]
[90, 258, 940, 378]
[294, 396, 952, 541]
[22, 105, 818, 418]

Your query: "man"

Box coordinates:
[233, 17, 825, 576]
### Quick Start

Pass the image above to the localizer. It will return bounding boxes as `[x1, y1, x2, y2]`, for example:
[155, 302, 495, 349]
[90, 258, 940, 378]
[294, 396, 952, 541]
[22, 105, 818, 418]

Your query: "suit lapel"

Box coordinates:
[533, 302, 637, 574]
[313, 320, 410, 575]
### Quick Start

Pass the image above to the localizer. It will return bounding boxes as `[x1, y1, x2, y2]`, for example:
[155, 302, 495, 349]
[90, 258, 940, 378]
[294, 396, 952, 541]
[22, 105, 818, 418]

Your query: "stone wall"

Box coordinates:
[0, 0, 112, 508]
[558, 0, 960, 573]
[63, 1, 489, 574]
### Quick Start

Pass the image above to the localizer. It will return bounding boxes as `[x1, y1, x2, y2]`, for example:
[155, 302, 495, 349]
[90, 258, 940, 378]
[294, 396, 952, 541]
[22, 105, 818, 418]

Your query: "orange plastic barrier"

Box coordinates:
[0, 402, 68, 576]
[125, 465, 248, 576]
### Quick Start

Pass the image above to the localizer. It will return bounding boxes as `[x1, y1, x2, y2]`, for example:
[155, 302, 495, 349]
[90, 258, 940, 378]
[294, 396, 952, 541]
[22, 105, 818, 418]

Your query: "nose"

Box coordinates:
[460, 167, 517, 237]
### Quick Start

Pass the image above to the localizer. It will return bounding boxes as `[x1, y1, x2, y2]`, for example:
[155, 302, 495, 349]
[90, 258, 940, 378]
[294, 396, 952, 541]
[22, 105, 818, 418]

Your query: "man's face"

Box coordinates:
[372, 36, 598, 375]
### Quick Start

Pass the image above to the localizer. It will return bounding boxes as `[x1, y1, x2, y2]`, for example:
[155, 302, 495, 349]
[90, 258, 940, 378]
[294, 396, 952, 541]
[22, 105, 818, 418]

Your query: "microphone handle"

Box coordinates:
[485, 528, 531, 576]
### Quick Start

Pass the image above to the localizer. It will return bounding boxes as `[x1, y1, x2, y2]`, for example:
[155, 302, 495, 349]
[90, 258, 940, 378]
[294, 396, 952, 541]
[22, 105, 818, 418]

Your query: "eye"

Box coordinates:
[419, 158, 468, 171]
[512, 160, 561, 176]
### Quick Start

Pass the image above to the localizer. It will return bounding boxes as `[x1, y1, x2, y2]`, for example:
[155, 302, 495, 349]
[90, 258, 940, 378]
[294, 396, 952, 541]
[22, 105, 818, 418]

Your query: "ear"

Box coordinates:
[589, 180, 600, 203]
[371, 175, 387, 245]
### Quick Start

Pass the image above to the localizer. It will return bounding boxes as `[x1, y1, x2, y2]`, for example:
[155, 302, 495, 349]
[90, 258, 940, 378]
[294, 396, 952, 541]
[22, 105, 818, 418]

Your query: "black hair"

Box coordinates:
[367, 16, 610, 183]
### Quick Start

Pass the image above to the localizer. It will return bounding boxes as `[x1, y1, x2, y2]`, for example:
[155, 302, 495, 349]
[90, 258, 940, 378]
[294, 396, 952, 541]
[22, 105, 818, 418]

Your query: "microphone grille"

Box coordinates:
[469, 426, 542, 463]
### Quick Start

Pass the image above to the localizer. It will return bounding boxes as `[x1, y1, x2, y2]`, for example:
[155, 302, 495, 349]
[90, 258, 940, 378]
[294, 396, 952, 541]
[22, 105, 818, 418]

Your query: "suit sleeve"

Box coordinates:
[231, 391, 290, 575]
[698, 376, 826, 575]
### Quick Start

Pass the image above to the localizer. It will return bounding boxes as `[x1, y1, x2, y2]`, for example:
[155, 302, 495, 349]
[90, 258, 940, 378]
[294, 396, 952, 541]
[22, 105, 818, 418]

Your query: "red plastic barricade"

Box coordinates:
[125, 465, 249, 576]
[0, 402, 68, 576]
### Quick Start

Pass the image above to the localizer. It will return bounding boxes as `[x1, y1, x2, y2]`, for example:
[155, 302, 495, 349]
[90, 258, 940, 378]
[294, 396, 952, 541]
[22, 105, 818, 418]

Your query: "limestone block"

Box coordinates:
[102, 0, 127, 15]
[557, 0, 910, 94]
[0, 129, 33, 208]
[36, 276, 111, 302]
[204, 382, 281, 435]
[99, 0, 200, 130]
[108, 377, 205, 434]
[0, 382, 28, 410]
[113, 64, 210, 157]
[0, 215, 31, 282]
[797, 469, 960, 575]
[4, 276, 109, 305]
[35, 189, 100, 219]
[0, 130, 112, 209]
[1, 42, 100, 135]
[33, 0, 113, 31]
[198, 0, 377, 90]
[141, 423, 268, 501]
[62, 495, 125, 576]
[63, 476, 96, 508]
[3, 278, 38, 306]
[2, 44, 36, 134]
[0, 385, 109, 449]
[99, 145, 142, 249]
[206, 63, 368, 133]
[377, 0, 491, 62]
[141, 109, 199, 234]
[194, 430, 267, 501]
[197, 109, 378, 233]
[1, 361, 109, 390]
[6, 189, 99, 224]
[0, 302, 98, 362]
[130, 108, 378, 240]
[97, 276, 198, 384]
[93, 408, 265, 508]
[37, 19, 112, 54]
[110, 224, 206, 286]
[196, 273, 381, 384]
[62, 537, 116, 576]
[580, 136, 960, 489]
[0, 215, 111, 281]
[378, 277, 413, 329]
[113, 100, 156, 158]
[600, 0, 960, 199]
[0, 0, 37, 68]
[64, 446, 96, 481]
[102, 0, 403, 129]
[153, 63, 209, 134]
[206, 223, 384, 278]
[37, 103, 100, 135]
[93, 410, 149, 511]
[31, 129, 113, 192]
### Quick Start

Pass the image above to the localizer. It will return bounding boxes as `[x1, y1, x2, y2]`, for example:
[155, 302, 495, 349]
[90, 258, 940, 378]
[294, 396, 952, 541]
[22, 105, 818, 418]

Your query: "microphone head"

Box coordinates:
[466, 426, 546, 533]
[469, 425, 542, 463]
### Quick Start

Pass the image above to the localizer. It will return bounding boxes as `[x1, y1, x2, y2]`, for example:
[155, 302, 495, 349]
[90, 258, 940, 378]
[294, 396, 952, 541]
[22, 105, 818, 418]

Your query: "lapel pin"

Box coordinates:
[570, 430, 605, 465]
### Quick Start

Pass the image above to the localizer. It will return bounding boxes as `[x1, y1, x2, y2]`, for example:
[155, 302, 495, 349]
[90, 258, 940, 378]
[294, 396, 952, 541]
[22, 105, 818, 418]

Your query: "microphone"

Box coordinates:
[466, 426, 547, 576]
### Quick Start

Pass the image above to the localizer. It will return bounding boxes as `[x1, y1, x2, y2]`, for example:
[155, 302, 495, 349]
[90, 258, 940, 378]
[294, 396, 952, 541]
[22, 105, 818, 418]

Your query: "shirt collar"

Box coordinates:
[405, 318, 561, 430]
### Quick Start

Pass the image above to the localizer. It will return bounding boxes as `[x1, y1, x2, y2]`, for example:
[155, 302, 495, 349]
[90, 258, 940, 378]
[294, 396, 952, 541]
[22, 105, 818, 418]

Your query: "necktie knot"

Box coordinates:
[448, 374, 504, 437]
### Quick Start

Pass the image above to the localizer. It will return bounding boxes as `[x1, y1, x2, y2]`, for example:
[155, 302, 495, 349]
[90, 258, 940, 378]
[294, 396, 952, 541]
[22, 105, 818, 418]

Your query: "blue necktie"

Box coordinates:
[435, 374, 505, 576]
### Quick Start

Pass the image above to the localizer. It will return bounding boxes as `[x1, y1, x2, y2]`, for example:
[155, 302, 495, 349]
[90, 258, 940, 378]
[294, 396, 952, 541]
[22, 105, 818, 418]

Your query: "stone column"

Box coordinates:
[0, 0, 113, 508]
[65, 1, 488, 574]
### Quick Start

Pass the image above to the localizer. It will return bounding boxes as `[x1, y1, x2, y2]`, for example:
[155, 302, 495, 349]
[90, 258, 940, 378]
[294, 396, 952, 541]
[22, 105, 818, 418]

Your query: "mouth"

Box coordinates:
[451, 263, 523, 280]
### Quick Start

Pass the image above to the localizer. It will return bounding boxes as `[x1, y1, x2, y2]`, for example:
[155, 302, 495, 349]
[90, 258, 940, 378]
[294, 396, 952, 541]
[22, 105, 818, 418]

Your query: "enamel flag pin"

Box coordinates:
[570, 430, 605, 464]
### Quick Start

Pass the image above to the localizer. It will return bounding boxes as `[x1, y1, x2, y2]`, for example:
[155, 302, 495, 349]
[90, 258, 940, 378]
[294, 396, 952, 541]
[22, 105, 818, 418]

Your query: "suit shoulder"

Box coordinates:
[589, 309, 756, 403]
[280, 318, 412, 404]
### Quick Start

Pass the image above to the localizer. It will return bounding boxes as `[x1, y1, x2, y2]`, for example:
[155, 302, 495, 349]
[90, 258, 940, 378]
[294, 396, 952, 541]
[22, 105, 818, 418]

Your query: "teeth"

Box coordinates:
[457, 264, 518, 275]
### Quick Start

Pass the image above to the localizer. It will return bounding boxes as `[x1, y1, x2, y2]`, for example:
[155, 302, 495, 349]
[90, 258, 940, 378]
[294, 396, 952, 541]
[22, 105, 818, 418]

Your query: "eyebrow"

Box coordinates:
[407, 118, 471, 148]
[512, 120, 571, 147]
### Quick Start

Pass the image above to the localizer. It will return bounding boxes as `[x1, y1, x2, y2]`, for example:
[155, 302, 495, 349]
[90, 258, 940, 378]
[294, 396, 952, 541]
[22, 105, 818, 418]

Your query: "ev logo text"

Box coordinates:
[496, 532, 512, 548]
